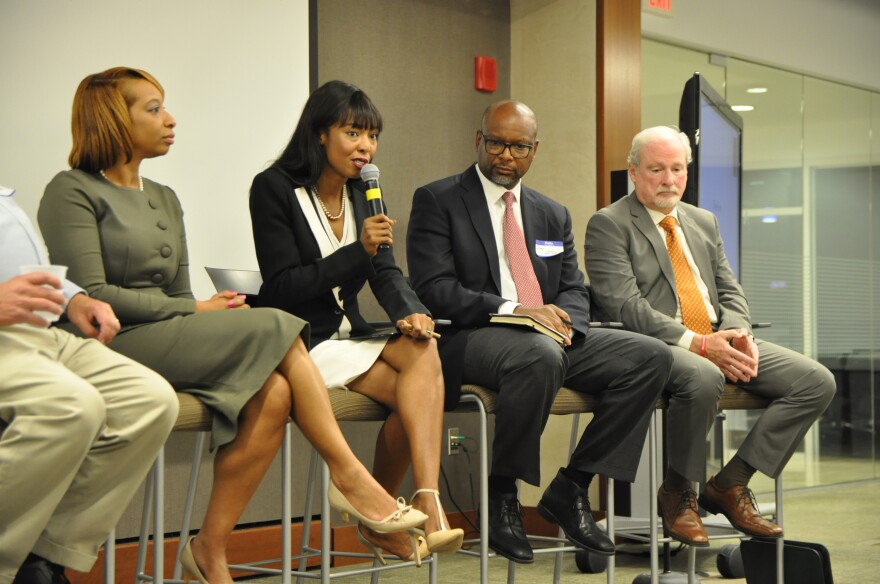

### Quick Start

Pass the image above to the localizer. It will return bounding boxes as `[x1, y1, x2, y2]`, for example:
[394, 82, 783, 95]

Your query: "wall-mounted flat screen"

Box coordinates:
[679, 72, 744, 279]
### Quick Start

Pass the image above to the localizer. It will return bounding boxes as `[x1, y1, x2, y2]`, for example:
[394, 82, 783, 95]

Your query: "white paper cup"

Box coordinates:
[19, 264, 68, 323]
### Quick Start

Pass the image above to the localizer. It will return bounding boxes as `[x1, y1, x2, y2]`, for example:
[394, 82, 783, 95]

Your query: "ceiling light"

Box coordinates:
[747, 87, 768, 94]
[731, 105, 755, 112]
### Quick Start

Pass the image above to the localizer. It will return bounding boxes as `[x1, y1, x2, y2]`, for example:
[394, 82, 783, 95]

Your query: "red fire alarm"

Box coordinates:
[475, 56, 497, 93]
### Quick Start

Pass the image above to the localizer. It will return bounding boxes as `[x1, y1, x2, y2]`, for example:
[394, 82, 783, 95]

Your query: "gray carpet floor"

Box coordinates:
[248, 479, 879, 583]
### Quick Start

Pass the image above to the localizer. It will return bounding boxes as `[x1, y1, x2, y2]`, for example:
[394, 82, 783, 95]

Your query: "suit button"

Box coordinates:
[157, 220, 168, 230]
[149, 200, 158, 209]
[333, 308, 343, 315]
[151, 273, 163, 284]
[160, 246, 172, 258]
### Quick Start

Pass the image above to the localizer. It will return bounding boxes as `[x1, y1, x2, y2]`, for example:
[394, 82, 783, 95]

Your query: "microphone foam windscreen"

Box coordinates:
[360, 163, 380, 182]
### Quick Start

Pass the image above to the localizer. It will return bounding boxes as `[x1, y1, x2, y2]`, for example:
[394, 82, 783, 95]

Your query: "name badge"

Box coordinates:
[535, 240, 563, 257]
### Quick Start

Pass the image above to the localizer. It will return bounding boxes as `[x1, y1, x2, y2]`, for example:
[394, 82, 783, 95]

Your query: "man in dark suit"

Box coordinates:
[407, 101, 672, 563]
[584, 126, 835, 546]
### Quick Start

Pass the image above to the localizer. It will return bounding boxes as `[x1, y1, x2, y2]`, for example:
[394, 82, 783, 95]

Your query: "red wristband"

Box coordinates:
[699, 335, 708, 357]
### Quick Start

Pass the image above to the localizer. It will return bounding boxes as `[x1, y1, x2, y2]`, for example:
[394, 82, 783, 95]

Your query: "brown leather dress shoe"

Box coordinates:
[657, 484, 709, 546]
[698, 476, 783, 538]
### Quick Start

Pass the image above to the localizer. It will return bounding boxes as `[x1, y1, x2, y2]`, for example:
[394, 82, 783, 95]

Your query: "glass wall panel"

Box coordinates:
[641, 39, 725, 130]
[873, 92, 880, 480]
[807, 78, 876, 484]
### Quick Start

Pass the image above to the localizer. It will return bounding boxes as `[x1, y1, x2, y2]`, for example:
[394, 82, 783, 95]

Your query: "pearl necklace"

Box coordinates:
[100, 169, 143, 191]
[312, 184, 347, 221]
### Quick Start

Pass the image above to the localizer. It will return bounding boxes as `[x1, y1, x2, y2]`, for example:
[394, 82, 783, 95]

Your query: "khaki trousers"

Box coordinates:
[0, 324, 178, 579]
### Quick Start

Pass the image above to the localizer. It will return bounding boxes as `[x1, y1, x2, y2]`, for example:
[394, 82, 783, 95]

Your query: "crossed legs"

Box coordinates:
[348, 336, 449, 555]
[193, 336, 425, 583]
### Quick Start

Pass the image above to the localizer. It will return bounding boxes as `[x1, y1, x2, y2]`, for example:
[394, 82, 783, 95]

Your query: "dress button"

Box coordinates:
[157, 220, 168, 230]
[161, 246, 172, 258]
[151, 273, 163, 284]
[149, 200, 158, 209]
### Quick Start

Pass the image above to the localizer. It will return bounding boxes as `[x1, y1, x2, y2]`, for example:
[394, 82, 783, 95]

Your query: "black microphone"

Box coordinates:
[360, 163, 390, 252]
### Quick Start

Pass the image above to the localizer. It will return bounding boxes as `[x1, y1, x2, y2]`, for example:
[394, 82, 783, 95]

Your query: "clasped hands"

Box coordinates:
[0, 272, 120, 344]
[696, 328, 759, 383]
[513, 304, 573, 346]
[196, 290, 249, 313]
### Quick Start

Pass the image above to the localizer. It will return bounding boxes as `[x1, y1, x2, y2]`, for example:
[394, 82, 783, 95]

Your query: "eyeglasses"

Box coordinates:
[479, 131, 534, 159]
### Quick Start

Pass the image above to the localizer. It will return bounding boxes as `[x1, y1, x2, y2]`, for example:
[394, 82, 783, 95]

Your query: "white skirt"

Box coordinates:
[310, 338, 389, 389]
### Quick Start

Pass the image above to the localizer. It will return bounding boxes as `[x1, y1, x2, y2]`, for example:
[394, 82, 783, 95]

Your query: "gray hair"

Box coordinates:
[627, 126, 692, 166]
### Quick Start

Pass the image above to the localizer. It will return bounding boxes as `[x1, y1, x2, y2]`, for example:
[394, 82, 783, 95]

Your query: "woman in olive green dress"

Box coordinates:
[38, 67, 425, 584]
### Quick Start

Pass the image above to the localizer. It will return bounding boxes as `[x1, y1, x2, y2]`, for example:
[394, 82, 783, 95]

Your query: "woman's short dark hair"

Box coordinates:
[68, 67, 164, 172]
[272, 80, 383, 186]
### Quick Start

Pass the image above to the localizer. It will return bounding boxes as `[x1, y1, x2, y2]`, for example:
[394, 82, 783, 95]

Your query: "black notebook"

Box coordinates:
[489, 313, 566, 346]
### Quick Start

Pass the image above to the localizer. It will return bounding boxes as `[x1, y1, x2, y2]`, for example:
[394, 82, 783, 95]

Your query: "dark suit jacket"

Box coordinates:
[250, 167, 427, 345]
[408, 165, 590, 405]
[584, 192, 750, 345]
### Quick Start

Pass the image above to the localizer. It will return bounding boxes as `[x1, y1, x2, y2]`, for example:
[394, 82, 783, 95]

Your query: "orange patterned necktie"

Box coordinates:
[659, 215, 712, 335]
[502, 191, 543, 307]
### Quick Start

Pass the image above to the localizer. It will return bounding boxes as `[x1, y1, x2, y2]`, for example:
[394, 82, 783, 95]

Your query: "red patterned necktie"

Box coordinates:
[502, 191, 543, 307]
[659, 215, 712, 334]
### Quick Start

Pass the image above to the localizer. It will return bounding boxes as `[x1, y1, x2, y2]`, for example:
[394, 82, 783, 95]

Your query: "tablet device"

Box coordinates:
[205, 267, 263, 295]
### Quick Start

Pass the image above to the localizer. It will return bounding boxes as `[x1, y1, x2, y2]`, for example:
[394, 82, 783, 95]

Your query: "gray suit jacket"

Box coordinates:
[584, 192, 750, 345]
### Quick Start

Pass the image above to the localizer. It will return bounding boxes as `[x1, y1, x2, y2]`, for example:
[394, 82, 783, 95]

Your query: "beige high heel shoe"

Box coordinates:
[180, 536, 209, 584]
[411, 488, 465, 554]
[356, 523, 428, 567]
[328, 482, 427, 533]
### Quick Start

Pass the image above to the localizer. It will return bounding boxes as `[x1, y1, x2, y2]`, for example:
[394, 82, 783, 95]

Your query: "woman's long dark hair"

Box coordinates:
[272, 80, 383, 186]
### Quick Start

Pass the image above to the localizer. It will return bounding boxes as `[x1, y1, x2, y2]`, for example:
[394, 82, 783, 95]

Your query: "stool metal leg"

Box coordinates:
[687, 546, 697, 584]
[173, 432, 207, 580]
[477, 398, 490, 584]
[607, 477, 615, 584]
[297, 448, 319, 584]
[136, 464, 156, 581]
[152, 447, 165, 583]
[776, 476, 784, 584]
[649, 412, 659, 584]
[282, 422, 292, 584]
[321, 461, 331, 584]
[103, 530, 115, 584]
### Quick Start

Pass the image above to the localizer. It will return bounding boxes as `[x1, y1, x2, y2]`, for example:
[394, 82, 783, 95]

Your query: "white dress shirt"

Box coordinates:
[474, 164, 526, 314]
[0, 186, 84, 301]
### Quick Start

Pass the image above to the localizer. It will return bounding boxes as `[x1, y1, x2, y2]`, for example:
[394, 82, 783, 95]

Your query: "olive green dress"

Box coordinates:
[39, 169, 307, 449]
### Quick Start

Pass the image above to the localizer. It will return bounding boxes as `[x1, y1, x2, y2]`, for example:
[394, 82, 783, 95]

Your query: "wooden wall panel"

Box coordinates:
[597, 0, 641, 209]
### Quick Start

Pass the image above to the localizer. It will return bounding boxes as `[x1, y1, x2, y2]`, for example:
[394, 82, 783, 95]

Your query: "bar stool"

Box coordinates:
[453, 385, 667, 584]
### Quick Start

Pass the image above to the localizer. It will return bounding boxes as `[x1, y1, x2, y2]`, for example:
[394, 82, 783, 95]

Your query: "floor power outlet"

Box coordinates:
[447, 427, 460, 455]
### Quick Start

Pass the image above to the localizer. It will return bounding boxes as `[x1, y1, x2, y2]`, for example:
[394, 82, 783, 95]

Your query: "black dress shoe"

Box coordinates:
[483, 491, 534, 563]
[537, 468, 615, 556]
[13, 553, 70, 584]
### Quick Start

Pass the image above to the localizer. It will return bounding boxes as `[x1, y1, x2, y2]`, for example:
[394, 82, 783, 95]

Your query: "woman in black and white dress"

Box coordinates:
[250, 80, 463, 563]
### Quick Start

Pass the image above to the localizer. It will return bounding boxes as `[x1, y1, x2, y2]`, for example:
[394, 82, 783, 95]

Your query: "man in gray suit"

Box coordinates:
[584, 126, 835, 546]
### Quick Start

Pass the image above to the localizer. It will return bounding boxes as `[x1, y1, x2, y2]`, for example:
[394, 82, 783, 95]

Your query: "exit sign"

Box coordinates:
[643, 0, 674, 17]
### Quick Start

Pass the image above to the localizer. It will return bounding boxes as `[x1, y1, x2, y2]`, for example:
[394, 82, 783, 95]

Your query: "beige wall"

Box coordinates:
[318, 0, 511, 279]
[510, 0, 598, 505]
[511, 0, 597, 273]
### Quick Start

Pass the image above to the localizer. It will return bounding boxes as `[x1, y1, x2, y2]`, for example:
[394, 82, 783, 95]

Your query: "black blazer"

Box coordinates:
[250, 167, 427, 345]
[407, 165, 591, 405]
